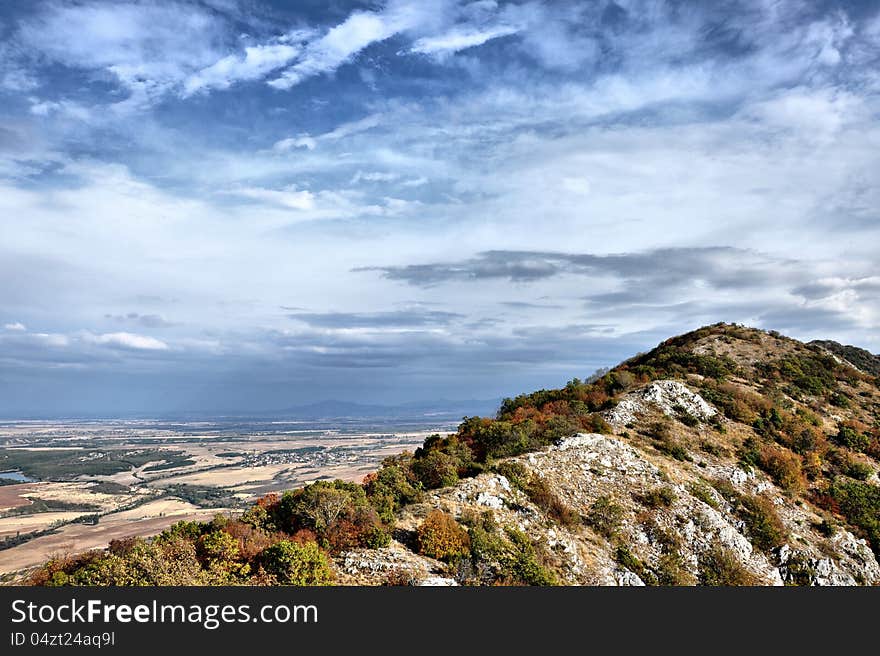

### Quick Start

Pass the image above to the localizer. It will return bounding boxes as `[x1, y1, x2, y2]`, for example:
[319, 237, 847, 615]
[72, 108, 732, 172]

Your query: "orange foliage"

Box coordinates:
[255, 493, 280, 509]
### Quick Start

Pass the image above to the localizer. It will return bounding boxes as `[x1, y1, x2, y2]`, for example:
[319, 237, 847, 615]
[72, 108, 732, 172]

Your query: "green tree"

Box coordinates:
[258, 540, 331, 585]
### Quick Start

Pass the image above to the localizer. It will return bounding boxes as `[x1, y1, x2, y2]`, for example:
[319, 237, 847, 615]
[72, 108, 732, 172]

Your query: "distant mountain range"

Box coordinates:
[270, 398, 501, 420]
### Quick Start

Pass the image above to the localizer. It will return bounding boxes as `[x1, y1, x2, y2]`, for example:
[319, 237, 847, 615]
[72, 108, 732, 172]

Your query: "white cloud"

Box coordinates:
[0, 67, 39, 92]
[273, 114, 383, 152]
[410, 23, 520, 57]
[741, 87, 863, 140]
[33, 333, 70, 348]
[183, 42, 303, 96]
[88, 332, 169, 351]
[16, 1, 228, 108]
[3, 322, 26, 331]
[269, 11, 397, 89]
[267, 0, 447, 89]
[225, 185, 316, 210]
[351, 170, 400, 184]
[29, 99, 91, 121]
[560, 177, 591, 195]
[273, 135, 317, 151]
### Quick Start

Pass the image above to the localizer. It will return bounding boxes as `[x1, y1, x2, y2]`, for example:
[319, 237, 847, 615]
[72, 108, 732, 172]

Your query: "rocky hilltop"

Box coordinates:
[29, 324, 880, 586]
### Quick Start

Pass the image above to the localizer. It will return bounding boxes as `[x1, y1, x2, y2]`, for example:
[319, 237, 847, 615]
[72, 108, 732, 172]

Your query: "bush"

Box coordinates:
[834, 424, 870, 452]
[416, 510, 471, 562]
[614, 546, 656, 585]
[699, 545, 758, 586]
[639, 486, 677, 508]
[756, 444, 806, 494]
[364, 458, 423, 523]
[646, 420, 692, 461]
[710, 480, 788, 552]
[492, 461, 529, 489]
[843, 460, 872, 481]
[736, 494, 788, 552]
[221, 520, 278, 560]
[411, 450, 459, 489]
[196, 530, 240, 568]
[587, 496, 624, 539]
[523, 475, 580, 528]
[272, 480, 387, 553]
[258, 540, 331, 585]
[829, 478, 880, 553]
[501, 529, 557, 586]
[687, 480, 719, 509]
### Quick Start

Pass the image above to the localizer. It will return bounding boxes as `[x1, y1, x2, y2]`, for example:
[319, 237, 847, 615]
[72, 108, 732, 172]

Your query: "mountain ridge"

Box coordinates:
[24, 323, 880, 586]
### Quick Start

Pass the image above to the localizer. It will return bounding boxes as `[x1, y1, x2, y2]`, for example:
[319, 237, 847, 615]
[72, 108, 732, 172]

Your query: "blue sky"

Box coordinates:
[1, 0, 878, 415]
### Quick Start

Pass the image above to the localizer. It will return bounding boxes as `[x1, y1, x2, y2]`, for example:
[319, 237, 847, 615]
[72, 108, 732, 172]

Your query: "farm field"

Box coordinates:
[0, 417, 453, 578]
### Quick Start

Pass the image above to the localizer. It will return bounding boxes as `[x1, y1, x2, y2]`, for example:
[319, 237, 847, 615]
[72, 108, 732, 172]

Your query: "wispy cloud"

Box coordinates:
[410, 23, 520, 57]
[183, 42, 304, 96]
[15, 1, 229, 108]
[272, 113, 384, 152]
[356, 248, 798, 287]
[86, 332, 169, 351]
[267, 3, 422, 89]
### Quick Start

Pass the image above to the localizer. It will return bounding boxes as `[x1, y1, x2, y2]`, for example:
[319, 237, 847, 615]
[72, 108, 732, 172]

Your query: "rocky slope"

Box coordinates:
[27, 324, 880, 586]
[338, 324, 880, 586]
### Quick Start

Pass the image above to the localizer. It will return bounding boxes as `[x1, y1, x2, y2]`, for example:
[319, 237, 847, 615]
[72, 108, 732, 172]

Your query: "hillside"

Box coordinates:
[26, 324, 880, 586]
[810, 340, 880, 377]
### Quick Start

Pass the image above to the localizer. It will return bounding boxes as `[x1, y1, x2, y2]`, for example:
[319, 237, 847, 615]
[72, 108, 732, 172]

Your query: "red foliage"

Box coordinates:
[541, 400, 572, 416]
[290, 528, 318, 545]
[221, 519, 280, 560]
[255, 493, 280, 509]
[811, 492, 841, 516]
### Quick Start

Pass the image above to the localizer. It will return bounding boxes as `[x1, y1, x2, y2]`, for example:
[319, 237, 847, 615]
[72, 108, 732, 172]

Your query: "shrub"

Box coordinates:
[523, 475, 581, 528]
[614, 545, 656, 585]
[736, 494, 788, 552]
[273, 480, 387, 553]
[257, 540, 331, 585]
[416, 510, 471, 562]
[462, 511, 506, 561]
[501, 529, 557, 586]
[842, 460, 872, 481]
[699, 545, 758, 586]
[492, 461, 529, 489]
[364, 458, 423, 523]
[196, 530, 240, 568]
[710, 480, 788, 552]
[646, 420, 692, 461]
[587, 496, 624, 539]
[580, 413, 612, 434]
[43, 537, 213, 586]
[829, 478, 880, 553]
[156, 520, 204, 544]
[411, 451, 459, 489]
[830, 392, 850, 408]
[834, 424, 870, 452]
[756, 444, 806, 494]
[687, 480, 719, 509]
[759, 353, 839, 396]
[221, 519, 278, 560]
[639, 486, 677, 508]
[383, 570, 414, 586]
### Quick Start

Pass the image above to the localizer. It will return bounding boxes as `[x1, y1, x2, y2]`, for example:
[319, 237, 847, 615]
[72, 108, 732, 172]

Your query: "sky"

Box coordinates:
[0, 0, 878, 416]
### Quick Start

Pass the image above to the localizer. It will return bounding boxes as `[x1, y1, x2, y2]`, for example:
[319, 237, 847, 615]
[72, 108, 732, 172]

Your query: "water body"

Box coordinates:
[0, 470, 34, 482]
